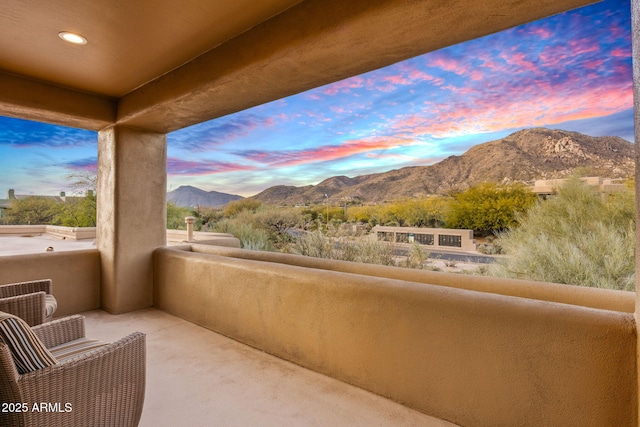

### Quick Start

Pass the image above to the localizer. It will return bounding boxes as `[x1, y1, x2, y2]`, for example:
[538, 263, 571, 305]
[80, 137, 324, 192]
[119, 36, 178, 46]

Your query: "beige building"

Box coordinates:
[373, 225, 477, 252]
[0, 1, 638, 426]
[531, 176, 627, 196]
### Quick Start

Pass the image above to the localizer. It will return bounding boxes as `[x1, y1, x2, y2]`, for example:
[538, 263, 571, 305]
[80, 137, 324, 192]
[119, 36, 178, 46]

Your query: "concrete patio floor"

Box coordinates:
[82, 308, 459, 427]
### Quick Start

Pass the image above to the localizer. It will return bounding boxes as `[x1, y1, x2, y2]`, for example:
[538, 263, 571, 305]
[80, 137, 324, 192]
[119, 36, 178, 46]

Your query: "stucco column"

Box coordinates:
[97, 126, 167, 314]
[633, 0, 640, 423]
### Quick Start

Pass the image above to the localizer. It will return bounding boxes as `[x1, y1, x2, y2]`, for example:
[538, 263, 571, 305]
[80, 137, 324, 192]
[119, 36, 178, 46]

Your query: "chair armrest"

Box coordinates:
[18, 332, 146, 427]
[0, 279, 52, 297]
[32, 315, 86, 349]
[0, 343, 24, 427]
[0, 292, 46, 326]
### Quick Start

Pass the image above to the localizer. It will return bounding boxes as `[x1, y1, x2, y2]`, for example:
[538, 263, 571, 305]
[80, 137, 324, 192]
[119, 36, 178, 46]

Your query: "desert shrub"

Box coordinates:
[398, 243, 430, 269]
[210, 218, 273, 251]
[489, 177, 635, 291]
[222, 198, 262, 217]
[287, 230, 335, 258]
[286, 229, 396, 266]
[477, 241, 503, 255]
[341, 239, 396, 265]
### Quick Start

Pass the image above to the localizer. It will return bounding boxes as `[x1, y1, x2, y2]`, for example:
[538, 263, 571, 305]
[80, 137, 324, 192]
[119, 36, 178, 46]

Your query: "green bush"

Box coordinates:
[166, 202, 193, 230]
[286, 228, 396, 266]
[445, 182, 537, 235]
[398, 243, 430, 269]
[210, 218, 273, 251]
[3, 197, 60, 225]
[490, 177, 635, 291]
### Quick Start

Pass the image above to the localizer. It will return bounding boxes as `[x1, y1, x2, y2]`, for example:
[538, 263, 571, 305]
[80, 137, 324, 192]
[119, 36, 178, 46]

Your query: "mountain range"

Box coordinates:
[252, 128, 634, 204]
[167, 185, 243, 208]
[169, 128, 634, 207]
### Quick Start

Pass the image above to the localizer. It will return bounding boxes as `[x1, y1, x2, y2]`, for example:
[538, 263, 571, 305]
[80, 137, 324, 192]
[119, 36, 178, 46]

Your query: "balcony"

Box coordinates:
[1, 240, 635, 426]
[0, 0, 637, 425]
[82, 308, 455, 426]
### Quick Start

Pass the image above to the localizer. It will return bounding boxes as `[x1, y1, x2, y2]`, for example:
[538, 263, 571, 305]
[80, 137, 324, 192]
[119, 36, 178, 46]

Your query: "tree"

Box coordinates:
[192, 205, 223, 231]
[398, 197, 449, 227]
[56, 193, 97, 227]
[4, 197, 61, 225]
[59, 171, 97, 226]
[490, 177, 635, 291]
[166, 202, 193, 230]
[445, 182, 537, 235]
[66, 171, 97, 195]
[222, 198, 262, 217]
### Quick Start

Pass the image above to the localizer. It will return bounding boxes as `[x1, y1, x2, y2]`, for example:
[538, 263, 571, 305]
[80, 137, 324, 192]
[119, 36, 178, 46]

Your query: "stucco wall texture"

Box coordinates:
[154, 246, 637, 426]
[0, 249, 100, 316]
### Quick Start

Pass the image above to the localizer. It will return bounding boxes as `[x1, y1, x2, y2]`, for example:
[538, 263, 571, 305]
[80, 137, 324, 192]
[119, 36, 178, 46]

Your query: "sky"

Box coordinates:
[0, 0, 633, 197]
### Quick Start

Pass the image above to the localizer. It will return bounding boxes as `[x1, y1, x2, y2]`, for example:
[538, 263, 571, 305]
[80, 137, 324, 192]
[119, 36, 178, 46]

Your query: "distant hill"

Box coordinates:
[167, 185, 243, 208]
[251, 128, 634, 205]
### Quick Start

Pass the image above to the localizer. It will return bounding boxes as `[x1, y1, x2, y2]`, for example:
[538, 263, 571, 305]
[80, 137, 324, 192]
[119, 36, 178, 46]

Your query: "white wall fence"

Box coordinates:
[0, 225, 239, 247]
[0, 225, 96, 240]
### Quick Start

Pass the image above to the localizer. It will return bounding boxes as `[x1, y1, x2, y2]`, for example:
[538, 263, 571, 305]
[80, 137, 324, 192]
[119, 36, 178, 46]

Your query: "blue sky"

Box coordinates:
[0, 0, 633, 197]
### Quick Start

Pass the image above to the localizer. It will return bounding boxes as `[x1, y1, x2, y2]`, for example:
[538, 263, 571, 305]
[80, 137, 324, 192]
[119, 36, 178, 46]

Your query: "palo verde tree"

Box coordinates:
[445, 182, 537, 235]
[56, 193, 97, 227]
[4, 197, 60, 225]
[490, 177, 635, 291]
[57, 171, 98, 226]
[166, 202, 193, 230]
[222, 198, 262, 217]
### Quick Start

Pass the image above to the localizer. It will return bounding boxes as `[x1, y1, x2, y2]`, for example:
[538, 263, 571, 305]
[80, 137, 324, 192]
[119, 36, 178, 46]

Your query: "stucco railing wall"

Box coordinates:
[0, 250, 100, 316]
[165, 229, 241, 247]
[154, 246, 637, 427]
[189, 244, 635, 313]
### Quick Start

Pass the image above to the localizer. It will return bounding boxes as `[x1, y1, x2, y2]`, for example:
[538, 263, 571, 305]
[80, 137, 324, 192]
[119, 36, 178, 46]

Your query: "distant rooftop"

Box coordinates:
[0, 234, 95, 256]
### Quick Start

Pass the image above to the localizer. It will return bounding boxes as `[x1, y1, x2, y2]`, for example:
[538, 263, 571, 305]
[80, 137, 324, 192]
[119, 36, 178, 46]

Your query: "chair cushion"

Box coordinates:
[45, 294, 57, 319]
[0, 311, 57, 374]
[49, 338, 108, 363]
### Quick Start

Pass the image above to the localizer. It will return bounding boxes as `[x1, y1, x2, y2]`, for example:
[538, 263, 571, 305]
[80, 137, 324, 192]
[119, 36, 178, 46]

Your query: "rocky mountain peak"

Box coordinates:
[543, 135, 586, 157]
[249, 127, 634, 205]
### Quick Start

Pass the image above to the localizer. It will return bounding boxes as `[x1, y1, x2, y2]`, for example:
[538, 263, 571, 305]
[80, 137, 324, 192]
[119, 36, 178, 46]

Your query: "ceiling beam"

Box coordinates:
[0, 72, 116, 130]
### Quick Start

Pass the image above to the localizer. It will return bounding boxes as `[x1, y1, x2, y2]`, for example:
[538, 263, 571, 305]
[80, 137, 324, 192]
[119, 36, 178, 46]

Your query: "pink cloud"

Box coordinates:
[172, 115, 275, 152]
[384, 74, 412, 85]
[390, 78, 633, 139]
[239, 137, 411, 168]
[65, 158, 97, 172]
[528, 27, 553, 39]
[428, 55, 467, 75]
[324, 76, 365, 95]
[470, 70, 484, 81]
[567, 38, 600, 56]
[167, 158, 256, 176]
[611, 48, 630, 58]
[583, 59, 604, 69]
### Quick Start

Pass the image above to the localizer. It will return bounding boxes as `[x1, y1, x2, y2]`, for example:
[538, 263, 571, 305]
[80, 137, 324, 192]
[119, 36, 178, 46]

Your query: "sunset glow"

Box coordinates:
[0, 0, 632, 197]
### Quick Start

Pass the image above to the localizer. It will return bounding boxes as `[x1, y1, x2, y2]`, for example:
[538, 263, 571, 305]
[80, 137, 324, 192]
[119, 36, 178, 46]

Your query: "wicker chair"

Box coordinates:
[0, 314, 145, 427]
[0, 280, 57, 326]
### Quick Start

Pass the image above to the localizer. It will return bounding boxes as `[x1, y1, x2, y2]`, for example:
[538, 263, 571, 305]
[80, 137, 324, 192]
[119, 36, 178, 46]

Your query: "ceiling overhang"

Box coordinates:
[0, 0, 597, 133]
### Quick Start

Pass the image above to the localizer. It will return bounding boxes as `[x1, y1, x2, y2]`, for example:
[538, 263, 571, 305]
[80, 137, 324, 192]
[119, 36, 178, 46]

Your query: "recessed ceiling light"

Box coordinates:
[58, 31, 87, 45]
